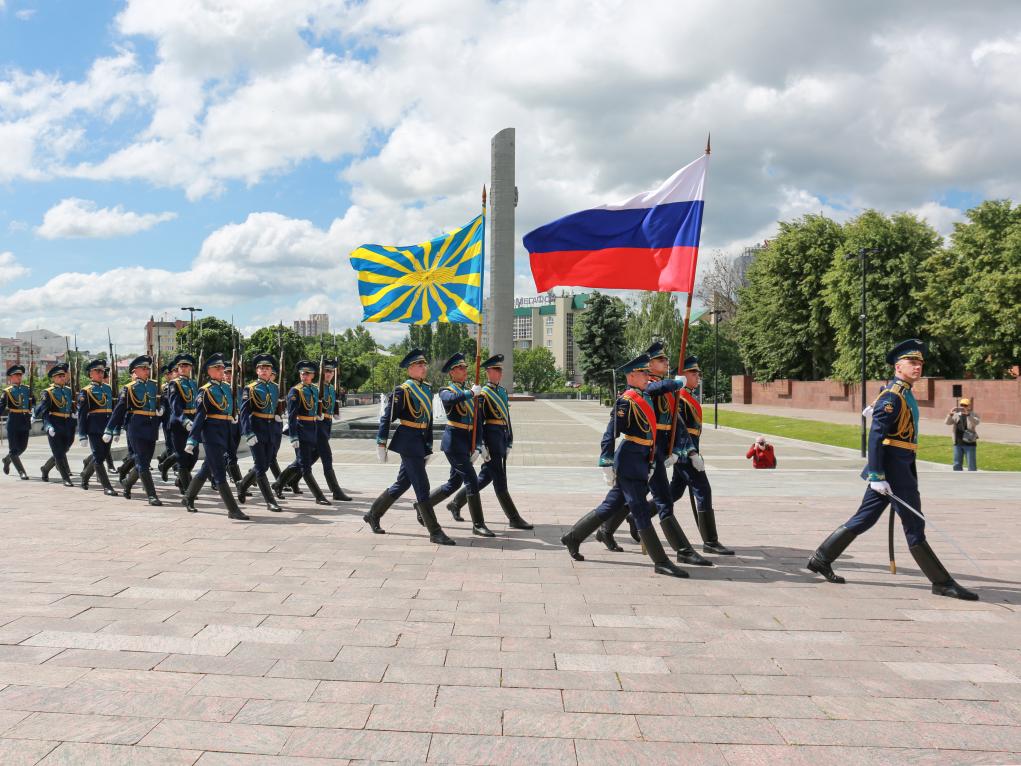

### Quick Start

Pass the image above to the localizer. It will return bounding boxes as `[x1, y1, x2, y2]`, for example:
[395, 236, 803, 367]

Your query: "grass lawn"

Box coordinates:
[715, 410, 1021, 472]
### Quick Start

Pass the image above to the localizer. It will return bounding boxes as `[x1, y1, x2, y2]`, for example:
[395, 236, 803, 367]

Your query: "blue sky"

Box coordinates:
[2, 1, 1019, 352]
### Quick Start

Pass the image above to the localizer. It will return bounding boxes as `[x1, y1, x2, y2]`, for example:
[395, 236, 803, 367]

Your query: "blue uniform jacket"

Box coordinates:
[36, 385, 75, 431]
[644, 376, 684, 460]
[106, 379, 161, 441]
[187, 381, 233, 448]
[318, 382, 338, 439]
[599, 386, 657, 481]
[377, 379, 433, 458]
[287, 383, 319, 445]
[862, 377, 919, 482]
[77, 383, 114, 437]
[168, 377, 200, 427]
[239, 380, 279, 438]
[1, 384, 34, 432]
[439, 382, 476, 455]
[479, 383, 513, 456]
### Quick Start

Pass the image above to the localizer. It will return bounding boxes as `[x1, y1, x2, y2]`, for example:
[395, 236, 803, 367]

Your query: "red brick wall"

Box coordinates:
[732, 375, 1021, 425]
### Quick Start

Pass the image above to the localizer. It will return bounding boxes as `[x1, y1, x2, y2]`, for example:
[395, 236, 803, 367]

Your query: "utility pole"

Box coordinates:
[181, 307, 202, 349]
[844, 248, 879, 457]
[708, 308, 724, 428]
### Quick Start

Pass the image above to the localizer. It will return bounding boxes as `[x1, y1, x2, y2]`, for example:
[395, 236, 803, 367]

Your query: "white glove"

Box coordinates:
[274, 415, 283, 423]
[674, 375, 687, 387]
[471, 449, 481, 464]
[157, 407, 165, 417]
[317, 414, 325, 421]
[113, 433, 121, 444]
[470, 384, 482, 396]
[184, 443, 195, 454]
[601, 466, 615, 486]
[376, 444, 387, 463]
[232, 416, 238, 424]
[480, 444, 491, 462]
[424, 453, 434, 465]
[79, 437, 88, 447]
[245, 434, 258, 447]
[690, 452, 705, 472]
[870, 480, 892, 495]
[291, 438, 299, 450]
[184, 419, 193, 432]
[862, 405, 874, 418]
[664, 453, 679, 469]
[46, 426, 56, 437]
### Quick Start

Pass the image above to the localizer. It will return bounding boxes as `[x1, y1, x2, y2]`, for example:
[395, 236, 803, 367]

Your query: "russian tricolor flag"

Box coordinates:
[525, 153, 708, 294]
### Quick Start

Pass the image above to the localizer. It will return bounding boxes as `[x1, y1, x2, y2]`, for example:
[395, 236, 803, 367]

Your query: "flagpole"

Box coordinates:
[471, 185, 486, 453]
[668, 134, 710, 455]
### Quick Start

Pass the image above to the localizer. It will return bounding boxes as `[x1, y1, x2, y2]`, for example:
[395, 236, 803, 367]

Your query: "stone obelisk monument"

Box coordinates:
[489, 127, 516, 391]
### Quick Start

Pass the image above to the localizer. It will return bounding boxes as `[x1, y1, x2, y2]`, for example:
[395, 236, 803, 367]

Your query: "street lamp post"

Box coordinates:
[844, 248, 879, 458]
[181, 307, 202, 348]
[708, 309, 724, 428]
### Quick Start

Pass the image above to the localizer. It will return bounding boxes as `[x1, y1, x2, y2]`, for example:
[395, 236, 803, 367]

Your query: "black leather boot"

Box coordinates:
[322, 462, 352, 501]
[117, 456, 134, 483]
[697, 508, 734, 555]
[910, 541, 978, 601]
[596, 507, 628, 552]
[660, 515, 713, 566]
[364, 491, 396, 534]
[182, 474, 205, 512]
[627, 513, 640, 543]
[288, 471, 303, 494]
[40, 456, 55, 482]
[806, 525, 858, 584]
[417, 499, 455, 545]
[219, 481, 249, 520]
[256, 473, 282, 512]
[2, 454, 10, 475]
[467, 493, 495, 537]
[561, 510, 605, 561]
[228, 462, 243, 484]
[105, 455, 115, 471]
[236, 468, 257, 504]
[639, 526, 690, 577]
[495, 491, 532, 530]
[427, 488, 451, 526]
[81, 456, 95, 490]
[138, 469, 162, 506]
[11, 455, 29, 480]
[159, 453, 177, 482]
[121, 468, 139, 499]
[56, 455, 75, 487]
[271, 465, 299, 499]
[303, 473, 332, 506]
[96, 461, 119, 496]
[446, 487, 468, 522]
[270, 458, 281, 479]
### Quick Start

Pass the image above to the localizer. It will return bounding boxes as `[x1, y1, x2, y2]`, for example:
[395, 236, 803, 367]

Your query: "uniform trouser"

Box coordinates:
[269, 425, 283, 476]
[439, 450, 480, 496]
[196, 433, 230, 487]
[285, 437, 317, 476]
[5, 425, 29, 456]
[648, 457, 677, 520]
[670, 461, 713, 512]
[314, 425, 332, 467]
[386, 455, 431, 504]
[249, 428, 275, 475]
[843, 465, 926, 547]
[87, 433, 111, 465]
[594, 477, 654, 531]
[227, 425, 240, 467]
[476, 453, 509, 494]
[47, 422, 76, 464]
[128, 432, 157, 471]
[171, 423, 198, 476]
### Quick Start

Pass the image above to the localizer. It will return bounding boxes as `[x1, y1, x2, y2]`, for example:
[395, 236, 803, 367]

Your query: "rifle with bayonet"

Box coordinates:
[107, 330, 118, 398]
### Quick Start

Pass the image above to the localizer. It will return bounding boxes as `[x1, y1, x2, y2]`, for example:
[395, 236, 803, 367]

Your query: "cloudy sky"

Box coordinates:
[1, 0, 1020, 352]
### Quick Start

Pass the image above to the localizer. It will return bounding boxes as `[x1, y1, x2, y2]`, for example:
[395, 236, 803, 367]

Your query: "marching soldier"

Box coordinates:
[156, 362, 177, 479]
[224, 360, 244, 485]
[669, 356, 735, 556]
[35, 363, 76, 487]
[181, 354, 249, 519]
[104, 355, 162, 505]
[268, 367, 285, 482]
[165, 354, 199, 490]
[77, 359, 118, 495]
[316, 359, 352, 501]
[560, 353, 687, 577]
[272, 360, 331, 505]
[364, 349, 454, 545]
[445, 354, 533, 530]
[1, 364, 33, 480]
[236, 354, 282, 512]
[807, 339, 977, 600]
[597, 343, 711, 566]
[425, 352, 492, 536]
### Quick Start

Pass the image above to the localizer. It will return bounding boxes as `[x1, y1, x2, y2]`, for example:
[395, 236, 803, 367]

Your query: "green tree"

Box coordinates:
[686, 320, 744, 401]
[174, 316, 239, 374]
[624, 292, 682, 361]
[361, 351, 402, 393]
[339, 326, 378, 358]
[824, 210, 942, 381]
[513, 346, 562, 392]
[575, 291, 628, 389]
[245, 324, 308, 389]
[735, 214, 843, 380]
[922, 200, 1021, 378]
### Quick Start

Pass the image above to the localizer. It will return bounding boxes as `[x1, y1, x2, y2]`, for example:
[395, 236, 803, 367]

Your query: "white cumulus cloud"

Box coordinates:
[0, 251, 30, 286]
[36, 198, 178, 239]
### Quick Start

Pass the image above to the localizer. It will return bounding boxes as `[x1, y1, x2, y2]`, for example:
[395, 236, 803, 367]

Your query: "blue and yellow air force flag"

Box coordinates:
[350, 212, 485, 325]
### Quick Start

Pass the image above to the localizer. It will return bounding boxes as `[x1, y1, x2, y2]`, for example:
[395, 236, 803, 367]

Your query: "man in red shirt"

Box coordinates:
[746, 436, 776, 469]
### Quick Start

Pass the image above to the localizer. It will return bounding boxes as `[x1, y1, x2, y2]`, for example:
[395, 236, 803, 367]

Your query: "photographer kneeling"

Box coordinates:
[945, 398, 979, 471]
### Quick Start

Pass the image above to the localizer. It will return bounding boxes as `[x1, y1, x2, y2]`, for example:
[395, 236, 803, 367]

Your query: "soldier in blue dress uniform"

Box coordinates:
[668, 356, 734, 556]
[268, 367, 285, 483]
[156, 362, 176, 473]
[444, 354, 533, 530]
[807, 339, 977, 600]
[181, 353, 249, 520]
[1, 364, 33, 480]
[236, 353, 282, 512]
[272, 360, 331, 505]
[423, 352, 493, 536]
[77, 359, 118, 496]
[316, 359, 352, 501]
[165, 354, 200, 491]
[35, 363, 77, 487]
[596, 343, 712, 566]
[364, 349, 454, 545]
[560, 354, 687, 577]
[104, 355, 163, 505]
[224, 360, 244, 485]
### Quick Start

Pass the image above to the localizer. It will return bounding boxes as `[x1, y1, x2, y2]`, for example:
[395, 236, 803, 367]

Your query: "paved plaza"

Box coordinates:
[1, 400, 1020, 765]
